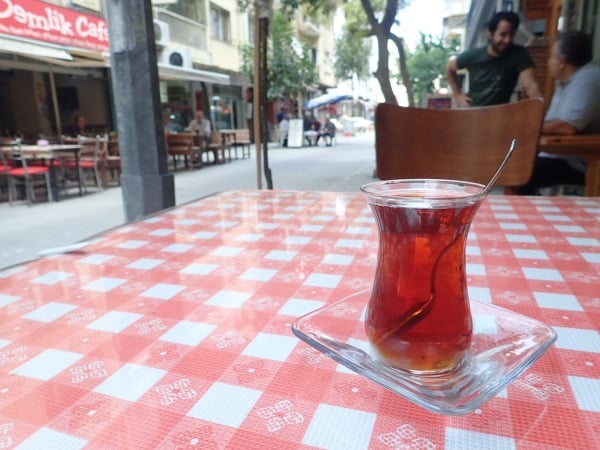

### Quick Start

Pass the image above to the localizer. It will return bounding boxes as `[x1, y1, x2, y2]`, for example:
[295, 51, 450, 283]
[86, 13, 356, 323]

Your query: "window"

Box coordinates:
[167, 0, 205, 24]
[210, 4, 230, 42]
[248, 14, 254, 43]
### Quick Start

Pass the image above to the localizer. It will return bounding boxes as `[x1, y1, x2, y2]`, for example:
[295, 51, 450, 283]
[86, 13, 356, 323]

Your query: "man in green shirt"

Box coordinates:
[445, 11, 542, 107]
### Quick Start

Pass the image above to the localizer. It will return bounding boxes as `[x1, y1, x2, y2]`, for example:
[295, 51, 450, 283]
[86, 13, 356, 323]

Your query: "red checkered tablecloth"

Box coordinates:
[0, 190, 598, 449]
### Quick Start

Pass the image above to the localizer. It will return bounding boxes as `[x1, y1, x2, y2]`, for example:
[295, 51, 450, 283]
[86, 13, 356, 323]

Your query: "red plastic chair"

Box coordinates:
[61, 135, 103, 192]
[2, 142, 53, 205]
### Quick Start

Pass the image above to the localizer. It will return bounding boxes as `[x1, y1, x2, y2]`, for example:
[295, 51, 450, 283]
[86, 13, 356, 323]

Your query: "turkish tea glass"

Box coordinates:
[361, 179, 486, 374]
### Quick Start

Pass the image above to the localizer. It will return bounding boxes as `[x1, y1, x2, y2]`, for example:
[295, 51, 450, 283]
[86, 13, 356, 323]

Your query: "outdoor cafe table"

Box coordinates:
[0, 190, 598, 449]
[1, 144, 83, 201]
[538, 134, 600, 197]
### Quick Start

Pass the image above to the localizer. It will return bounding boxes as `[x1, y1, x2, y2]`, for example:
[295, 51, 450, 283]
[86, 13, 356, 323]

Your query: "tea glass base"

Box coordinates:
[292, 290, 556, 416]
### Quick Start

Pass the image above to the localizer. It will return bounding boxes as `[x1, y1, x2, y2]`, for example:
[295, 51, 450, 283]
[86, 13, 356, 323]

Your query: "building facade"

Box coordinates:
[0, 0, 338, 141]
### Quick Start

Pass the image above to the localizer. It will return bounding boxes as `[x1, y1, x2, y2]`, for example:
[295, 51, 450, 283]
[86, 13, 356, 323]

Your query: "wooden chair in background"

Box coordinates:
[166, 133, 194, 169]
[374, 99, 545, 193]
[206, 131, 232, 164]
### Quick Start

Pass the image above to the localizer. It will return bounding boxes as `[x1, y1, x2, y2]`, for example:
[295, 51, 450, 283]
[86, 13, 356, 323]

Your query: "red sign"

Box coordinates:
[0, 0, 109, 52]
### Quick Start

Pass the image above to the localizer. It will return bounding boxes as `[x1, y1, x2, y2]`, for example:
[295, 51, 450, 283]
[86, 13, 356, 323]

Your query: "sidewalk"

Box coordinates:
[1, 133, 376, 269]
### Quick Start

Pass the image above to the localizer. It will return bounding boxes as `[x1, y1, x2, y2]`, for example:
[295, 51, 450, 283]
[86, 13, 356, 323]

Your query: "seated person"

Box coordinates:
[187, 110, 212, 148]
[311, 117, 322, 145]
[519, 31, 600, 195]
[303, 113, 318, 146]
[320, 117, 336, 146]
[73, 115, 89, 137]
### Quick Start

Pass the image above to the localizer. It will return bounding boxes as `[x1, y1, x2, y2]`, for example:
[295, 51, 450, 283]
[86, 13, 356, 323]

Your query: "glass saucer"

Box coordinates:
[292, 290, 556, 416]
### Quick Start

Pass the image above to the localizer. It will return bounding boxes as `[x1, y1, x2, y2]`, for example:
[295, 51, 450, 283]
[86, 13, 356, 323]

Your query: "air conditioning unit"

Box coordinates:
[160, 47, 192, 69]
[153, 20, 170, 48]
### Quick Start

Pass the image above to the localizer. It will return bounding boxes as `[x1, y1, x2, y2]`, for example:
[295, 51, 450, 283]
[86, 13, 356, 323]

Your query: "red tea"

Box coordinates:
[365, 187, 483, 373]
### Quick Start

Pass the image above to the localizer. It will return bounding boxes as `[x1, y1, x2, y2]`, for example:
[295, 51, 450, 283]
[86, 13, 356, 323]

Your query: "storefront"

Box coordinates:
[158, 63, 235, 133]
[1, 1, 240, 142]
[0, 0, 112, 140]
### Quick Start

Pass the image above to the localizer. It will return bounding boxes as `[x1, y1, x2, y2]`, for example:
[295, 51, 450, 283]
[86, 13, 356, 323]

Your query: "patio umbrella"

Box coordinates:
[305, 93, 352, 110]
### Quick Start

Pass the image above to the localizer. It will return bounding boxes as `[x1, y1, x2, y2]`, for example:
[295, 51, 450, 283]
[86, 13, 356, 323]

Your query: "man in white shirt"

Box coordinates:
[188, 110, 211, 139]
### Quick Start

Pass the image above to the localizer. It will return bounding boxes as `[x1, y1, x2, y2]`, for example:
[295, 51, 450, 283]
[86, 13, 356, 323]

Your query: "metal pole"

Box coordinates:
[253, 1, 262, 189]
[48, 68, 62, 137]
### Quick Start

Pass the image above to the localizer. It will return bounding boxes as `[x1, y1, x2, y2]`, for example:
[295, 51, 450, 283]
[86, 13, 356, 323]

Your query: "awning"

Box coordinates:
[0, 37, 72, 61]
[305, 93, 352, 109]
[158, 63, 230, 85]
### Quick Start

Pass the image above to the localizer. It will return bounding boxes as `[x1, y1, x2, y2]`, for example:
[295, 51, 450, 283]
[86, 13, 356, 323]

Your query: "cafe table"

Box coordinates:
[0, 144, 83, 201]
[0, 190, 598, 449]
[538, 134, 600, 197]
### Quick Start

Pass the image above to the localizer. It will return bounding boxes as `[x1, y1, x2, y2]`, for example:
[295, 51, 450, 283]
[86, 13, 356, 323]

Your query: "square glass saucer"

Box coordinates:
[292, 290, 556, 416]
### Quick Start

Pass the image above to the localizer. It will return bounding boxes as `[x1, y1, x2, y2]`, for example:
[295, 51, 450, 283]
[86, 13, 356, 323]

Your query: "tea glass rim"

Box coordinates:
[360, 178, 487, 207]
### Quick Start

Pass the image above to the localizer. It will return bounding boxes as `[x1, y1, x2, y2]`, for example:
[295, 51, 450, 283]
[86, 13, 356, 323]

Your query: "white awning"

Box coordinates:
[0, 37, 73, 61]
[158, 63, 230, 85]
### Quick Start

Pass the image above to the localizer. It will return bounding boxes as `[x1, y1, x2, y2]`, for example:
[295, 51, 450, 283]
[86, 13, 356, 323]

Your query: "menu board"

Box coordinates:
[287, 119, 304, 148]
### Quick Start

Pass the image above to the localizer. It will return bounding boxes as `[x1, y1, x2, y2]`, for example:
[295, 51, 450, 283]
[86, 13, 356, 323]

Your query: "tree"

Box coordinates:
[337, 0, 413, 106]
[239, 10, 317, 103]
[334, 28, 372, 83]
[406, 33, 461, 105]
[240, 0, 419, 104]
[238, 4, 318, 190]
[269, 11, 318, 101]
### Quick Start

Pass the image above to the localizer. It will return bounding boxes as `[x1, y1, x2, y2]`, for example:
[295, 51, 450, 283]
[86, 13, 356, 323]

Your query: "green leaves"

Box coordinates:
[238, 10, 318, 100]
[334, 29, 372, 81]
[405, 33, 460, 103]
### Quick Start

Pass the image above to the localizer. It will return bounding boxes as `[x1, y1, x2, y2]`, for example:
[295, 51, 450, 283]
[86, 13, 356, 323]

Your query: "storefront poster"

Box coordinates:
[0, 0, 109, 52]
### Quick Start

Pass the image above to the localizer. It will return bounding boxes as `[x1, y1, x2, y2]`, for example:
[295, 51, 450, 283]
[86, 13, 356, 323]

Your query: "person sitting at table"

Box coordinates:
[303, 112, 317, 146]
[519, 31, 600, 195]
[187, 110, 212, 148]
[320, 117, 337, 147]
[73, 115, 89, 137]
[304, 114, 322, 146]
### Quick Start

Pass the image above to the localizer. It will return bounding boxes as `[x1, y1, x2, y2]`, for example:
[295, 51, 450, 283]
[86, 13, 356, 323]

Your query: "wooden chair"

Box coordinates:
[166, 133, 195, 169]
[206, 131, 232, 164]
[98, 135, 121, 187]
[374, 99, 545, 192]
[233, 129, 252, 158]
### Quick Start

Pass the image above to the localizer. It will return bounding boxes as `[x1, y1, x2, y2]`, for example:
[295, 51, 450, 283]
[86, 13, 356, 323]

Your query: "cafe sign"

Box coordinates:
[0, 0, 109, 52]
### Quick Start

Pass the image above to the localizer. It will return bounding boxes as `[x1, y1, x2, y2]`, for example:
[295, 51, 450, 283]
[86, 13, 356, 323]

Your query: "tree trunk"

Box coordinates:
[390, 34, 415, 107]
[259, 16, 273, 189]
[374, 30, 397, 104]
[361, 0, 400, 105]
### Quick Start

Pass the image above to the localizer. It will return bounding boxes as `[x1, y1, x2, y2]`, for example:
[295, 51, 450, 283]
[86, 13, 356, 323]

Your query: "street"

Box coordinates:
[1, 132, 376, 269]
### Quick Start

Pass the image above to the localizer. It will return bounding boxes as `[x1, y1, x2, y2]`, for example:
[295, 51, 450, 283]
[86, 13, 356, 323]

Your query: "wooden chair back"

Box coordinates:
[375, 99, 545, 190]
[166, 133, 193, 156]
[235, 129, 250, 143]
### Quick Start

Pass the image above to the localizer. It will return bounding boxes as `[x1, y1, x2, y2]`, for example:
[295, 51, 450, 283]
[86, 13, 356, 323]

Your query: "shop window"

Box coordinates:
[56, 87, 80, 111]
[248, 14, 254, 43]
[163, 84, 193, 133]
[167, 0, 205, 24]
[211, 95, 234, 130]
[210, 4, 230, 42]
